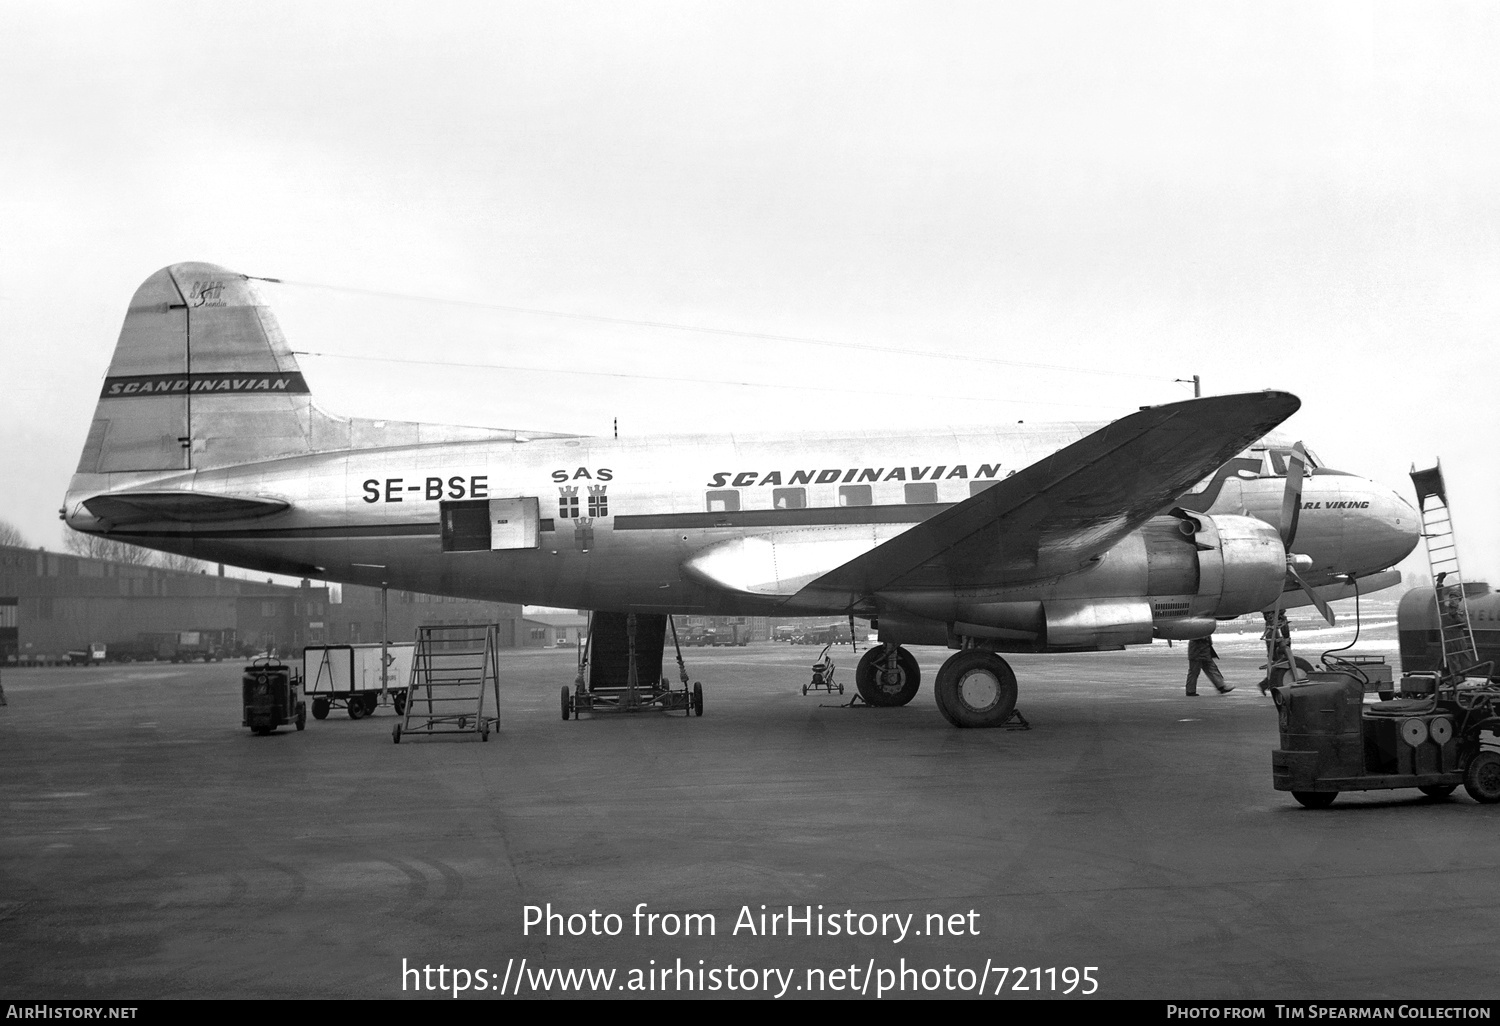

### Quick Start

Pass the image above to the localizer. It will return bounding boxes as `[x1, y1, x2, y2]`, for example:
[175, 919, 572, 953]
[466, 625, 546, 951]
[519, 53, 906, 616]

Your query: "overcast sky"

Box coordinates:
[2, 2, 1496, 585]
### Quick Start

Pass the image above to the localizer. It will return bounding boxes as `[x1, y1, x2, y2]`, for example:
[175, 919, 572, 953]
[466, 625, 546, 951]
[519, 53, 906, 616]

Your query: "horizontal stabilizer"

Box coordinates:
[83, 492, 289, 525]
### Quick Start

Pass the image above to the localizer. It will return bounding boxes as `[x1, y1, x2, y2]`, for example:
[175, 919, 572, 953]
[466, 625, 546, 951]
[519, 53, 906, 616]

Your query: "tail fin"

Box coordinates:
[78, 262, 314, 473]
[77, 262, 573, 479]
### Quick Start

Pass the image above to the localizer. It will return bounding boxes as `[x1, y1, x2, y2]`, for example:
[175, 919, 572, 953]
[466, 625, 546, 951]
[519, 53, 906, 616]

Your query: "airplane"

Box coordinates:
[61, 263, 1421, 727]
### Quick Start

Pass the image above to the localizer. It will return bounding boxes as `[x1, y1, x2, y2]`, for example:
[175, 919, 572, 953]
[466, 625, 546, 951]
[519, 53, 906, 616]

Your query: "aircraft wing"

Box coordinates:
[801, 391, 1300, 603]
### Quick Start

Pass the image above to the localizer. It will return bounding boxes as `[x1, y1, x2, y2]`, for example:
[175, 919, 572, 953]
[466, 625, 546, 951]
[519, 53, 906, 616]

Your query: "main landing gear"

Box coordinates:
[854, 645, 920, 706]
[933, 650, 1019, 728]
[846, 637, 1026, 728]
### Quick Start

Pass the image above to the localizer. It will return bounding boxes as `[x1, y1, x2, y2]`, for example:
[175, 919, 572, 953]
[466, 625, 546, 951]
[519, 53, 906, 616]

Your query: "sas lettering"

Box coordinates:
[551, 468, 613, 482]
[360, 475, 489, 503]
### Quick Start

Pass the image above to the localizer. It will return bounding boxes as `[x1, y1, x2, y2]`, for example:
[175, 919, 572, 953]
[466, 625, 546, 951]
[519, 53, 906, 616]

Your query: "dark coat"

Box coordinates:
[1188, 637, 1219, 662]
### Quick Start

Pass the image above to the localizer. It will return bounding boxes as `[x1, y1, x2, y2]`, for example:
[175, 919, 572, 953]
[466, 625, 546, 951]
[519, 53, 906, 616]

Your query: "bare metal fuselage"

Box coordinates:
[64, 423, 1419, 628]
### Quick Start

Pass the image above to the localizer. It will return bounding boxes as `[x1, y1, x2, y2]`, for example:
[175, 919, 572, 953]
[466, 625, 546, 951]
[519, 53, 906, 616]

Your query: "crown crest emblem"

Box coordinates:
[559, 485, 579, 497]
[588, 484, 607, 496]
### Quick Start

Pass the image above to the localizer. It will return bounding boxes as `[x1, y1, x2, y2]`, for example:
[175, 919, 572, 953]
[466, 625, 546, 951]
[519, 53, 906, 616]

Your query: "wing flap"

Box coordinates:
[801, 391, 1300, 604]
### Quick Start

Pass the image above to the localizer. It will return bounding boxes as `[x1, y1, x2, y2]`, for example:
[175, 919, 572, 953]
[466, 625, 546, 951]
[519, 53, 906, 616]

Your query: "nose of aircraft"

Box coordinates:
[1302, 471, 1421, 577]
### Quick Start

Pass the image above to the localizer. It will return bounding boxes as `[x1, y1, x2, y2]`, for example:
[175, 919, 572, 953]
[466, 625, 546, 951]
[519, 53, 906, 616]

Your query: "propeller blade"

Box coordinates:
[1288, 564, 1336, 626]
[1278, 441, 1308, 549]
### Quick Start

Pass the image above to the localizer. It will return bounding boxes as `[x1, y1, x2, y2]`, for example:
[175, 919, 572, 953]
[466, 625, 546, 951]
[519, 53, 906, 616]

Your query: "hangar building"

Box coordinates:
[0, 543, 525, 664]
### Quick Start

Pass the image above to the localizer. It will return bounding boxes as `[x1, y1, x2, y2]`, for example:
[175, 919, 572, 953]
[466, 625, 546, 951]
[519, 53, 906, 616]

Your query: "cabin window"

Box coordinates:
[706, 490, 740, 513]
[905, 482, 938, 504]
[773, 487, 807, 510]
[838, 485, 872, 507]
[969, 479, 1001, 497]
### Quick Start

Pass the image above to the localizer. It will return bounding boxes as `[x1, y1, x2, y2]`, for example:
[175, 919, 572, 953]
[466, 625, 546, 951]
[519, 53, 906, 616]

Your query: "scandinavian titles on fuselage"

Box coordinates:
[358, 463, 1009, 503]
[706, 464, 1004, 488]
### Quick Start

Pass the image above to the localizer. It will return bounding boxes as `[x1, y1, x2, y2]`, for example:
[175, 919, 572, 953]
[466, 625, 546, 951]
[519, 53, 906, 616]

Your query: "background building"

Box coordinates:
[0, 544, 524, 663]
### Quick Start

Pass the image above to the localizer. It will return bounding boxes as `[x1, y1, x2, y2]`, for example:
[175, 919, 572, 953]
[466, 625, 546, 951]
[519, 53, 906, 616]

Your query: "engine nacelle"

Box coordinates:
[880, 511, 1288, 652]
[1180, 511, 1287, 617]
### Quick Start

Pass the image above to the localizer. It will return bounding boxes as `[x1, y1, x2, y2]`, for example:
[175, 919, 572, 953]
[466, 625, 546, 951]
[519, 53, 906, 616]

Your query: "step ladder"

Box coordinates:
[1410, 462, 1483, 678]
[392, 623, 502, 743]
[562, 612, 701, 718]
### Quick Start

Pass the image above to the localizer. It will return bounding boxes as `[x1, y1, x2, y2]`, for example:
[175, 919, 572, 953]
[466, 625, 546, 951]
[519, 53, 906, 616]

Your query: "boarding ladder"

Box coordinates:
[392, 623, 501, 743]
[1410, 462, 1482, 678]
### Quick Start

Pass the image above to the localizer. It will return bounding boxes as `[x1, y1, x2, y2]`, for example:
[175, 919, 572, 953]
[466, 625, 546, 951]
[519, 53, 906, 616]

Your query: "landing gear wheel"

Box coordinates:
[393, 691, 407, 715]
[1463, 751, 1500, 803]
[295, 703, 306, 731]
[934, 650, 1017, 728]
[855, 645, 921, 707]
[561, 686, 571, 721]
[1292, 791, 1337, 809]
[692, 682, 703, 717]
[312, 698, 329, 720]
[1419, 784, 1457, 798]
[392, 724, 402, 744]
[348, 697, 367, 720]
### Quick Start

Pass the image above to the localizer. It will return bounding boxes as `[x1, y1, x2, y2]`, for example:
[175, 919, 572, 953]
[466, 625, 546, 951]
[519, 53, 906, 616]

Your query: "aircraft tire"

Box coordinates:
[312, 698, 329, 720]
[1291, 791, 1337, 809]
[933, 650, 1017, 728]
[1463, 751, 1500, 804]
[855, 646, 920, 707]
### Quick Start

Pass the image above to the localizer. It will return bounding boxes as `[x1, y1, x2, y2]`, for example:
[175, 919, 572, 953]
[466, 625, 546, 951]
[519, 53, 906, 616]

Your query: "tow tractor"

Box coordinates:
[242, 657, 307, 736]
[1271, 665, 1500, 807]
[1269, 461, 1500, 807]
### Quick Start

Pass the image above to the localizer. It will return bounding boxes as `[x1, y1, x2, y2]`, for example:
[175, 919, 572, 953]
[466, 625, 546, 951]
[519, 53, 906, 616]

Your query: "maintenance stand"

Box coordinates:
[391, 624, 502, 743]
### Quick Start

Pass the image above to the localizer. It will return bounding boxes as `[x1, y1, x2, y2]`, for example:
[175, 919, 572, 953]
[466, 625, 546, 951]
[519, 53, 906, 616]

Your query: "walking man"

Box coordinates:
[1186, 635, 1233, 695]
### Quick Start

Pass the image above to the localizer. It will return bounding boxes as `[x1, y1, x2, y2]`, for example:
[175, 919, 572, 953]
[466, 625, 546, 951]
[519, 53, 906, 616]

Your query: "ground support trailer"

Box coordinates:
[304, 643, 414, 720]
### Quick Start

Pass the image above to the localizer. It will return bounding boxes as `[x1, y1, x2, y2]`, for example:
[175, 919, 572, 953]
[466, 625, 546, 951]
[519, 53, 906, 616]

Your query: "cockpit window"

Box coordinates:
[1264, 447, 1320, 477]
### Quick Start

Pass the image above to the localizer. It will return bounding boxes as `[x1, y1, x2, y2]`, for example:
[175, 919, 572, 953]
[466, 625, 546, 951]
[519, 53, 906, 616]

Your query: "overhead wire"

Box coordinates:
[288, 350, 1114, 410]
[251, 274, 1178, 387]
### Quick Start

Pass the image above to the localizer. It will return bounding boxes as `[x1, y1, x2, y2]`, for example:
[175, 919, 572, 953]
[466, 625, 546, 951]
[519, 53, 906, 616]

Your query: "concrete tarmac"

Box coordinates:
[2, 631, 1496, 1001]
